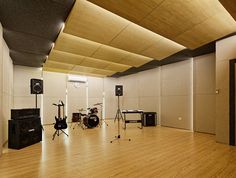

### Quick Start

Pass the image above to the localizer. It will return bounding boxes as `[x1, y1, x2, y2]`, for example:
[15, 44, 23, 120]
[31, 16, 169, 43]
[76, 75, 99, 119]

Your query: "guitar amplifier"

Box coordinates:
[143, 112, 157, 126]
[8, 117, 42, 149]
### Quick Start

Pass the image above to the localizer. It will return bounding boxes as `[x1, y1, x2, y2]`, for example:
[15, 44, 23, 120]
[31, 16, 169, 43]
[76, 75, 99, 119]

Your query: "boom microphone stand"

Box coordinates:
[110, 95, 131, 143]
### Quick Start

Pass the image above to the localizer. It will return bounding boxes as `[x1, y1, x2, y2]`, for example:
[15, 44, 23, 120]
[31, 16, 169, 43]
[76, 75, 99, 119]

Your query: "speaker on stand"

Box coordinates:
[30, 79, 43, 109]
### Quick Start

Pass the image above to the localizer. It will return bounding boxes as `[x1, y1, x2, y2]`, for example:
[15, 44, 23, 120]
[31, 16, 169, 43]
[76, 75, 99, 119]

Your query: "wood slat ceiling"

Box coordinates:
[63, 0, 185, 58]
[44, 0, 236, 77]
[44, 60, 115, 76]
[88, 0, 236, 49]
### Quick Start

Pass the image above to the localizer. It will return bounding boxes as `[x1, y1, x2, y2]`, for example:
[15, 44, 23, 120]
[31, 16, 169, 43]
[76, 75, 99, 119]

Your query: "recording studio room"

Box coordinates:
[1, 0, 236, 177]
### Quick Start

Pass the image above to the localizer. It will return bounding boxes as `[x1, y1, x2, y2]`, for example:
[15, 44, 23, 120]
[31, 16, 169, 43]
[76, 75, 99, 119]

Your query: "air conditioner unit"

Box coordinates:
[68, 75, 87, 83]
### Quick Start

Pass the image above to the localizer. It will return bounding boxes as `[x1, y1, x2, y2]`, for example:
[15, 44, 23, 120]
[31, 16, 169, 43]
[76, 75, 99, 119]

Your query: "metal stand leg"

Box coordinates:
[111, 96, 131, 143]
[52, 129, 69, 140]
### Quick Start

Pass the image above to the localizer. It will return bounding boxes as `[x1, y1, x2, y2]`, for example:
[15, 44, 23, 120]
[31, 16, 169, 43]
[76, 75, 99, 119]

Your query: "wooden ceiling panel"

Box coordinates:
[142, 0, 223, 38]
[120, 53, 152, 67]
[72, 65, 115, 76]
[43, 67, 106, 77]
[141, 38, 185, 60]
[64, 0, 129, 44]
[48, 50, 84, 65]
[81, 56, 109, 69]
[174, 11, 236, 49]
[54, 33, 100, 56]
[110, 24, 163, 54]
[92, 45, 128, 63]
[87, 0, 236, 49]
[105, 63, 131, 72]
[44, 60, 74, 71]
[88, 0, 163, 22]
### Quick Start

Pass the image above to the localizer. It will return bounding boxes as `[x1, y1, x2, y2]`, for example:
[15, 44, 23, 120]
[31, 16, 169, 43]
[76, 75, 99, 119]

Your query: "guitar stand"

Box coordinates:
[110, 96, 131, 143]
[52, 129, 69, 140]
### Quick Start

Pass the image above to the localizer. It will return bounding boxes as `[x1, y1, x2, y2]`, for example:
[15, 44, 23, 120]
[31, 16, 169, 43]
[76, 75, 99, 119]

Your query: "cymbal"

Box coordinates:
[78, 108, 86, 112]
[94, 102, 102, 106]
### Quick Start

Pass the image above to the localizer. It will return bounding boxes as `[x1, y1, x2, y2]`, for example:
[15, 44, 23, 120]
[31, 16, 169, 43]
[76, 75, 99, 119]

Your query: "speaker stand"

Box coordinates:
[110, 96, 131, 143]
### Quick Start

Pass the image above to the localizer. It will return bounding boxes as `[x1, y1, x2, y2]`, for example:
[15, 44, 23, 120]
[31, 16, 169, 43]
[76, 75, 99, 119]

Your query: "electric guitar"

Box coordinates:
[53, 101, 67, 130]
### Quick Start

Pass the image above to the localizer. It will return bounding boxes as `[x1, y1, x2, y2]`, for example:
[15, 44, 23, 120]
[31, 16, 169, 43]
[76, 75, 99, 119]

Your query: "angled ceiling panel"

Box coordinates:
[49, 50, 84, 65]
[10, 50, 46, 67]
[87, 0, 164, 23]
[48, 49, 131, 72]
[54, 32, 153, 68]
[120, 53, 152, 67]
[72, 65, 115, 76]
[44, 60, 74, 71]
[92, 45, 128, 63]
[3, 29, 52, 55]
[88, 0, 236, 49]
[54, 33, 100, 56]
[64, 0, 185, 59]
[0, 0, 74, 40]
[43, 67, 106, 77]
[64, 0, 129, 44]
[0, 0, 75, 67]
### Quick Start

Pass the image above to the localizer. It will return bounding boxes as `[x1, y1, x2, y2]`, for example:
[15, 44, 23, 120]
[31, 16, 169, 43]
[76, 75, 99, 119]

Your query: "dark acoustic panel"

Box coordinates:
[10, 50, 47, 67]
[0, 0, 75, 40]
[0, 0, 75, 68]
[3, 29, 52, 55]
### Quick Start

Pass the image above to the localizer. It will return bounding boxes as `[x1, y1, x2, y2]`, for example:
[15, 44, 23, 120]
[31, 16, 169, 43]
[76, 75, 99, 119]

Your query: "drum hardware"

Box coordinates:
[82, 107, 100, 129]
[94, 103, 108, 127]
[52, 100, 69, 140]
[110, 91, 131, 143]
[71, 109, 86, 130]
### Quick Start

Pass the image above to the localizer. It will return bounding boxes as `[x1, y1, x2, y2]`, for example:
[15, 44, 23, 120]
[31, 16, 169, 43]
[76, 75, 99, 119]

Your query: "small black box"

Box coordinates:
[143, 112, 157, 126]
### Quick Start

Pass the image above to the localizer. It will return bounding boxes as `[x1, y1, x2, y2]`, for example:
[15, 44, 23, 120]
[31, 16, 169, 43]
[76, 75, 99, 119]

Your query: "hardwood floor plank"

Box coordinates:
[0, 121, 236, 178]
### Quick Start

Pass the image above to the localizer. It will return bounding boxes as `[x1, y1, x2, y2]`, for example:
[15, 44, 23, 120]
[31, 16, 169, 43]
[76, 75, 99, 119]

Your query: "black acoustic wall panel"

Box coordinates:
[0, 0, 75, 67]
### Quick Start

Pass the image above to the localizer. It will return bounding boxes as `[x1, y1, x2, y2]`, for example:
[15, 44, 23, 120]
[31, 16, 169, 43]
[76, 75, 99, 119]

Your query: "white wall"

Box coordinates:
[0, 23, 13, 155]
[161, 60, 193, 130]
[104, 77, 117, 119]
[118, 68, 161, 121]
[13, 66, 42, 109]
[194, 53, 216, 134]
[67, 81, 87, 122]
[43, 71, 67, 124]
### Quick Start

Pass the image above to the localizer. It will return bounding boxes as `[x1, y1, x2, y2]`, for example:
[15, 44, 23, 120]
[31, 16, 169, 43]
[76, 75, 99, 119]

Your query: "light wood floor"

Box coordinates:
[1, 121, 236, 178]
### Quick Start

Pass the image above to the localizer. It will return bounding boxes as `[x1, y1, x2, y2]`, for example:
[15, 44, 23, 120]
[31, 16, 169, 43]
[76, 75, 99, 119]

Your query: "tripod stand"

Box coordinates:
[110, 96, 131, 143]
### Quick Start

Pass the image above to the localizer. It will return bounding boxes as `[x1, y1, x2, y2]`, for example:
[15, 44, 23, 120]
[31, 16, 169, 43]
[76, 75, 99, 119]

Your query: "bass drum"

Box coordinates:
[83, 114, 99, 128]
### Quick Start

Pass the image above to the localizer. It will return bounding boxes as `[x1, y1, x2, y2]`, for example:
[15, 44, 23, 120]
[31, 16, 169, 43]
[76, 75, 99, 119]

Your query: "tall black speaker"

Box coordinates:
[115, 85, 123, 96]
[8, 117, 42, 149]
[30, 79, 43, 94]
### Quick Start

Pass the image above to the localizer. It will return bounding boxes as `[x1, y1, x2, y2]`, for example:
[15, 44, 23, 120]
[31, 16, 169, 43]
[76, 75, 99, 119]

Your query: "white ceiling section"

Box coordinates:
[44, 0, 236, 77]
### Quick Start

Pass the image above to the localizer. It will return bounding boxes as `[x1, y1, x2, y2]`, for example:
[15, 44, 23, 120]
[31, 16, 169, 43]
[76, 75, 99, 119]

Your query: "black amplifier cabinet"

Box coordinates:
[143, 112, 157, 126]
[11, 108, 40, 120]
[8, 117, 42, 149]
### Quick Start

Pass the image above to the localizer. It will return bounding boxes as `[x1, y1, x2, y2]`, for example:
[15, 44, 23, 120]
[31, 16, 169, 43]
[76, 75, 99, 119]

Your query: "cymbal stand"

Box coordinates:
[110, 96, 131, 143]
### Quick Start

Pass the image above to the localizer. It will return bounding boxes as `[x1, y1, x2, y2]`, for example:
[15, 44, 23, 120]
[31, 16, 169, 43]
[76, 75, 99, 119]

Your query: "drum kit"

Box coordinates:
[71, 102, 106, 129]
